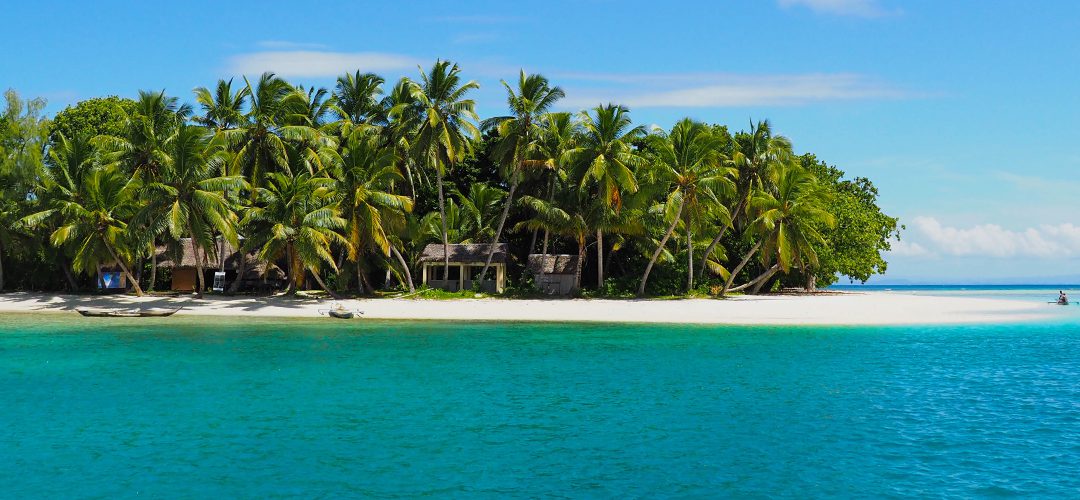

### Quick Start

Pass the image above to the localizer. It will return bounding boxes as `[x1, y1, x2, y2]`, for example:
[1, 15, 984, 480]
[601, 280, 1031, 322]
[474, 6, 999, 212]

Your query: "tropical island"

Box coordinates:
[0, 60, 903, 308]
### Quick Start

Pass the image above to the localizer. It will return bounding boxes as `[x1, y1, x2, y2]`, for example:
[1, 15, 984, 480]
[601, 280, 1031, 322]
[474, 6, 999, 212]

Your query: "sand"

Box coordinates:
[0, 291, 1052, 325]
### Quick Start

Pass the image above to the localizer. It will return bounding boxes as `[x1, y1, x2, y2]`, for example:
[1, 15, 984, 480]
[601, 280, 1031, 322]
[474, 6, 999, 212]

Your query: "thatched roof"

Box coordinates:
[526, 254, 579, 275]
[155, 238, 283, 278]
[418, 243, 508, 263]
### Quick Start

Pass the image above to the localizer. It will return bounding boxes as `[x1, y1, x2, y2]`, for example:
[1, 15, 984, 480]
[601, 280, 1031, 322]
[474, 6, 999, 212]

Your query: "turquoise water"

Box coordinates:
[3, 304, 1080, 497]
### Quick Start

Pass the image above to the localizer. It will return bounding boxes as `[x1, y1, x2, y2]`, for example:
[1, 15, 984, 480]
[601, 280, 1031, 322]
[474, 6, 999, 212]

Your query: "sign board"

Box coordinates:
[99, 272, 125, 289]
[212, 272, 226, 292]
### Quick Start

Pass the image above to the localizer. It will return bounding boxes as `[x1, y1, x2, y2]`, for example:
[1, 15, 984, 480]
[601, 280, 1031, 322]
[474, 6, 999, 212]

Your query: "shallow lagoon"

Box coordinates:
[3, 310, 1080, 497]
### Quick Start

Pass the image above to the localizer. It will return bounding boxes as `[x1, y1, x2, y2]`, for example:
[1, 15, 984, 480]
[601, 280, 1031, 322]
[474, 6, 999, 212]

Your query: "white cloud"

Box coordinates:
[559, 73, 911, 108]
[255, 40, 329, 50]
[777, 0, 894, 17]
[888, 239, 933, 257]
[228, 51, 421, 78]
[903, 216, 1080, 258]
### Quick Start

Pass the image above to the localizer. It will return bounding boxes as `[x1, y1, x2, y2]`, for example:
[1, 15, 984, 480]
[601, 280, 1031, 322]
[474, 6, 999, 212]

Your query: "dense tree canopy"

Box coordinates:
[0, 64, 899, 296]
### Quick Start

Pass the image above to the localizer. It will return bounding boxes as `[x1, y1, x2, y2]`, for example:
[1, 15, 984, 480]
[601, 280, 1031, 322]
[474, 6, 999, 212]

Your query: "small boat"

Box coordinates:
[76, 307, 183, 318]
[320, 303, 363, 319]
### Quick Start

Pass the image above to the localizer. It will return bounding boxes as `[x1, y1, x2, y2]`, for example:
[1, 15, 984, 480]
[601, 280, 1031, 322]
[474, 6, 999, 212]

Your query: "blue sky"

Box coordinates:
[4, 0, 1079, 282]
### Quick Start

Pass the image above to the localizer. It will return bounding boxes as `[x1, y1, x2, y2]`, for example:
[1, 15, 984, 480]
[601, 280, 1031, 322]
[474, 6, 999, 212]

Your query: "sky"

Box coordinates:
[3, 0, 1079, 283]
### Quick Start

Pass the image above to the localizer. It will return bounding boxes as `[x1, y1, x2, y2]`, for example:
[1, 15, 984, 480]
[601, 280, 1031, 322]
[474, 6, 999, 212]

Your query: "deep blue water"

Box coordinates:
[3, 302, 1080, 497]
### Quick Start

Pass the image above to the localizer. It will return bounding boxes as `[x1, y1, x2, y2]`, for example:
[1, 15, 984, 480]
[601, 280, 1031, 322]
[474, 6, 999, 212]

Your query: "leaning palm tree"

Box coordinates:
[335, 131, 414, 293]
[24, 166, 144, 295]
[132, 125, 245, 297]
[638, 119, 734, 295]
[568, 104, 645, 288]
[242, 172, 348, 295]
[406, 60, 480, 281]
[699, 120, 791, 280]
[476, 71, 565, 283]
[721, 164, 833, 296]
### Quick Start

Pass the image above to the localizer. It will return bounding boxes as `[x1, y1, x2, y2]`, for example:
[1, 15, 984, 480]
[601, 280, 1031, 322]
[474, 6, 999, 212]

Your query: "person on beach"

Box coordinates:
[1058, 291, 1069, 305]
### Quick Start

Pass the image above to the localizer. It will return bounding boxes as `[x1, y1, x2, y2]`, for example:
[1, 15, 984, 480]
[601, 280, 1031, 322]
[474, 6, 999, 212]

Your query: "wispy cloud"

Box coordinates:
[777, 0, 896, 17]
[559, 73, 913, 108]
[255, 40, 329, 50]
[228, 51, 421, 78]
[896, 216, 1080, 259]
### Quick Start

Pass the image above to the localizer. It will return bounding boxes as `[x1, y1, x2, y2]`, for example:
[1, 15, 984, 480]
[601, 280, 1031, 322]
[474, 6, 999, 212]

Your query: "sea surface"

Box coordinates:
[3, 289, 1080, 497]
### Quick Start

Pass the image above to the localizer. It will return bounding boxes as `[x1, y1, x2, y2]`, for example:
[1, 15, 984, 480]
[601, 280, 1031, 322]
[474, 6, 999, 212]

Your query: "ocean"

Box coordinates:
[2, 289, 1079, 497]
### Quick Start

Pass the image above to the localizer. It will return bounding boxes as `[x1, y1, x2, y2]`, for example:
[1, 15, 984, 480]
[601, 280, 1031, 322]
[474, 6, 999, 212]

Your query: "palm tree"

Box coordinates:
[222, 72, 293, 185]
[699, 120, 791, 280]
[193, 79, 249, 132]
[24, 166, 144, 295]
[721, 164, 833, 296]
[242, 172, 348, 295]
[333, 71, 386, 128]
[406, 60, 480, 282]
[98, 90, 189, 179]
[477, 71, 565, 283]
[132, 124, 245, 297]
[569, 104, 644, 288]
[638, 119, 734, 295]
[335, 131, 414, 293]
[515, 194, 590, 291]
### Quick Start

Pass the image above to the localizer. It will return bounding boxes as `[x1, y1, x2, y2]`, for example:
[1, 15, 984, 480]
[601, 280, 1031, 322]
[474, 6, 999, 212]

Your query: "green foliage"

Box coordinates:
[798, 154, 900, 287]
[49, 96, 134, 143]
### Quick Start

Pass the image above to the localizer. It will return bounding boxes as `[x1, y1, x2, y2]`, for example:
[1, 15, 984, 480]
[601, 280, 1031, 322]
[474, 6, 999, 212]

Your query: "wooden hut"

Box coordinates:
[155, 238, 285, 292]
[526, 254, 579, 295]
[419, 243, 507, 293]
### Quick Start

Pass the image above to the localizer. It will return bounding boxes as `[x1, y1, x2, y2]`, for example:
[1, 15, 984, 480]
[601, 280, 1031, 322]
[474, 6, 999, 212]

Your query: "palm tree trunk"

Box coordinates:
[730, 263, 780, 293]
[60, 256, 78, 292]
[311, 270, 340, 299]
[638, 197, 684, 296]
[749, 264, 780, 295]
[806, 272, 817, 292]
[228, 250, 247, 293]
[686, 223, 694, 293]
[285, 244, 299, 295]
[574, 238, 585, 291]
[359, 267, 374, 294]
[390, 244, 415, 293]
[529, 229, 539, 254]
[595, 229, 604, 290]
[698, 197, 746, 280]
[538, 229, 549, 293]
[103, 242, 144, 296]
[479, 179, 517, 283]
[360, 262, 369, 293]
[148, 244, 157, 292]
[436, 165, 450, 282]
[720, 237, 765, 297]
[188, 227, 205, 298]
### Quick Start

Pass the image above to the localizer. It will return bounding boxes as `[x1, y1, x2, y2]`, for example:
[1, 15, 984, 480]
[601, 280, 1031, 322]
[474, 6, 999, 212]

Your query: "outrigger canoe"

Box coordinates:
[76, 307, 183, 318]
[320, 305, 364, 319]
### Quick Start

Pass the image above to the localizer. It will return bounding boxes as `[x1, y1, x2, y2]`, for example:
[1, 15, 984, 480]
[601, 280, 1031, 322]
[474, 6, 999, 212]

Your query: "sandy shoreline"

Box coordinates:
[0, 291, 1052, 325]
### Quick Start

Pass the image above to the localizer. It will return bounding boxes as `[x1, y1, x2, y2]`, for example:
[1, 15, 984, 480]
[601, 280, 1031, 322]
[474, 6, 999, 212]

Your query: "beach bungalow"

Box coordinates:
[156, 238, 285, 292]
[526, 254, 579, 295]
[419, 243, 507, 293]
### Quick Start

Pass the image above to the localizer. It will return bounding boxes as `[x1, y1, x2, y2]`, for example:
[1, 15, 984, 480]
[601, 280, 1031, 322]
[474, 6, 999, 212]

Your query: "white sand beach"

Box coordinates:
[0, 291, 1051, 325]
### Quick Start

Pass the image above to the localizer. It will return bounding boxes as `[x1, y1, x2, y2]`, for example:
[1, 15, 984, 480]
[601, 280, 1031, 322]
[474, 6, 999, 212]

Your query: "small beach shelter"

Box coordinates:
[419, 243, 508, 293]
[526, 254, 579, 295]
